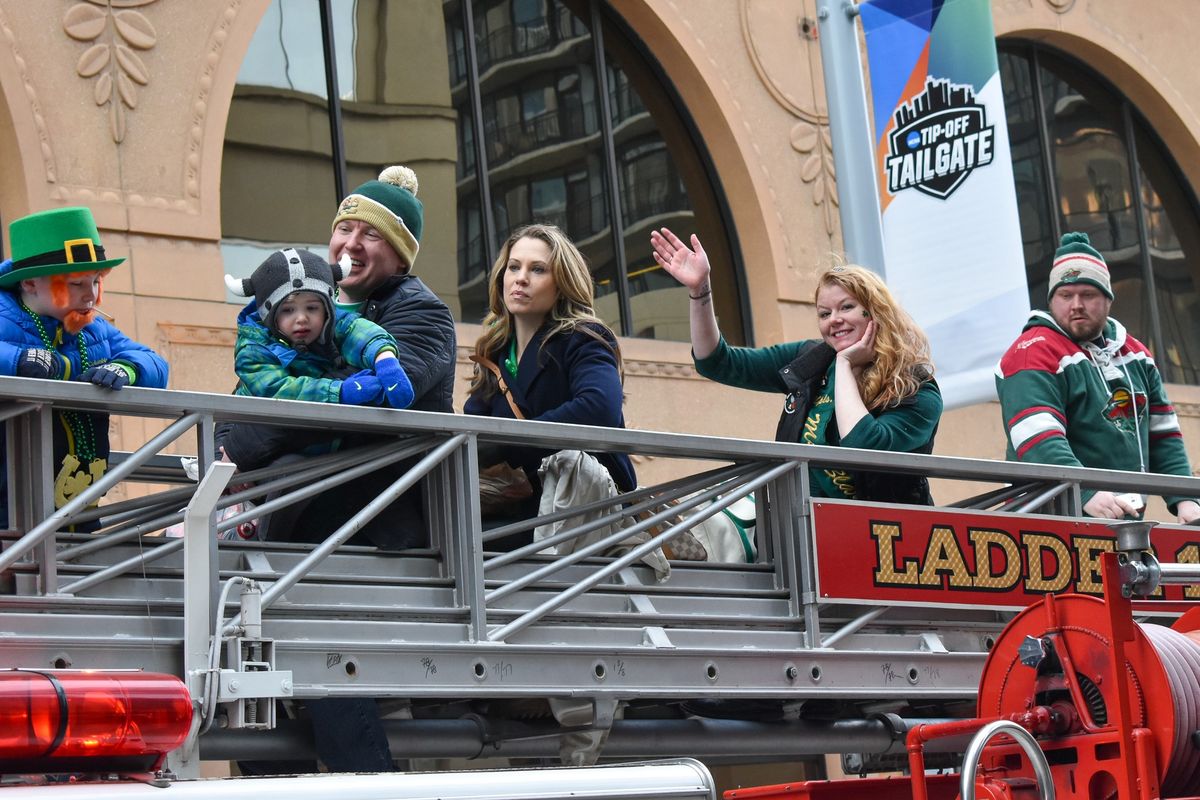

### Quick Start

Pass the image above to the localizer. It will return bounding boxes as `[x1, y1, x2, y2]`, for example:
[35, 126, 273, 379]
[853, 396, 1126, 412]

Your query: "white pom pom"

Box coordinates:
[378, 165, 418, 196]
[224, 274, 249, 296]
[339, 253, 351, 272]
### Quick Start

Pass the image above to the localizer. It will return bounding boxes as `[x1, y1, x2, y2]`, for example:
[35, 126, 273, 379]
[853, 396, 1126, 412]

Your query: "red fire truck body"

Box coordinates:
[730, 521, 1200, 800]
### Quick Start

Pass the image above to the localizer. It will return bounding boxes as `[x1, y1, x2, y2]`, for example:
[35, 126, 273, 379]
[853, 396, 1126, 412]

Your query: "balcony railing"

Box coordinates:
[482, 101, 595, 167]
[473, 8, 583, 73]
[3, 376, 1197, 770]
[621, 175, 689, 222]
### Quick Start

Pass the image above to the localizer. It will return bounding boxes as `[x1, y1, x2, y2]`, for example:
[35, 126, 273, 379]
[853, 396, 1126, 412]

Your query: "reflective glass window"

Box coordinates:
[1134, 126, 1200, 384]
[221, 0, 340, 292]
[999, 43, 1200, 384]
[222, 0, 746, 344]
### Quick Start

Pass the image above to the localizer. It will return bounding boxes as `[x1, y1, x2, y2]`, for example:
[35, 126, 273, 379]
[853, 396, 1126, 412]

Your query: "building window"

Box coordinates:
[1000, 43, 1200, 384]
[221, 0, 746, 345]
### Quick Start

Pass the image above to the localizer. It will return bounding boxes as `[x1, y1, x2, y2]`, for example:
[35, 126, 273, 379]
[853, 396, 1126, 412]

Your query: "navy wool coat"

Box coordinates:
[464, 322, 637, 494]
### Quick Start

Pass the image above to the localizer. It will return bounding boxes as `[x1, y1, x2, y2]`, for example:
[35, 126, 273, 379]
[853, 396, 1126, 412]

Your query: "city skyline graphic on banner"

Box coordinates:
[858, 0, 1028, 408]
[860, 0, 1001, 210]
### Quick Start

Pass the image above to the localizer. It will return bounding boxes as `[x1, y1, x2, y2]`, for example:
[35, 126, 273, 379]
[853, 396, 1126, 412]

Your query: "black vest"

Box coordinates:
[774, 341, 936, 506]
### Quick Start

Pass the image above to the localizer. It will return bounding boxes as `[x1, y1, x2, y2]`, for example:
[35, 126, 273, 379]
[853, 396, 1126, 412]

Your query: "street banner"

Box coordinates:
[812, 499, 1200, 613]
[859, 0, 1028, 407]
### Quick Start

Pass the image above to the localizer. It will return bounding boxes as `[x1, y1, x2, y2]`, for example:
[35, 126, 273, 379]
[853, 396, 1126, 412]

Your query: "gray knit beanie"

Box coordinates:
[225, 247, 344, 341]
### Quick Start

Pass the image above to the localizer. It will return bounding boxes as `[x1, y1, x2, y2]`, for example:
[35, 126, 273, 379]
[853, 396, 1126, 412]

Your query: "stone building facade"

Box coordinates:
[0, 0, 1196, 494]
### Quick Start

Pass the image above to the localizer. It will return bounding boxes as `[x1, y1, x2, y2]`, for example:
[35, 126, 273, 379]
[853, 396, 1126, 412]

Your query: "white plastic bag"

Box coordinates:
[535, 450, 670, 582]
[690, 494, 757, 563]
[162, 500, 258, 540]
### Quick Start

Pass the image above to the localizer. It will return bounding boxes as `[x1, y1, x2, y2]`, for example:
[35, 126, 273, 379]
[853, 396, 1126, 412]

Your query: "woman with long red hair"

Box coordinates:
[651, 227, 941, 504]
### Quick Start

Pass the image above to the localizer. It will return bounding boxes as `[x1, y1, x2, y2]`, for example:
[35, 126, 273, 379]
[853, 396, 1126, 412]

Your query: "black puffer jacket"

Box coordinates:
[252, 272, 457, 550]
[775, 341, 936, 506]
[357, 273, 456, 412]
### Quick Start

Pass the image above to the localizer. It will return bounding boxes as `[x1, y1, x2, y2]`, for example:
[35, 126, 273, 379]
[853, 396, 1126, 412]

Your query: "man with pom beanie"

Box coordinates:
[313, 165, 455, 550]
[237, 168, 456, 775]
[996, 231, 1199, 523]
[252, 167, 455, 549]
[330, 164, 455, 412]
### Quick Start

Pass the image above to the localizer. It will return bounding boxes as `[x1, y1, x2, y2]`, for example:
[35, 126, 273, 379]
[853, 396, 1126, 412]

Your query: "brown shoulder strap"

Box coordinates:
[469, 354, 526, 420]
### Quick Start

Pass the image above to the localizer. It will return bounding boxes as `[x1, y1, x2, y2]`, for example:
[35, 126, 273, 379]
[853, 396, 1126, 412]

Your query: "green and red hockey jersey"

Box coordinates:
[995, 310, 1196, 513]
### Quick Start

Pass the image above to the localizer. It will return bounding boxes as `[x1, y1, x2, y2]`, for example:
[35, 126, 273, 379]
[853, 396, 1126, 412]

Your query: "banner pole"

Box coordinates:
[816, 0, 888, 277]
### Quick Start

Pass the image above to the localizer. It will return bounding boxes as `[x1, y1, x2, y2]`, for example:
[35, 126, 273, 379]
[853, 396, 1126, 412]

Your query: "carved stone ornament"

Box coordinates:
[741, 0, 839, 237]
[63, 0, 159, 143]
[1045, 0, 1076, 12]
[790, 120, 839, 236]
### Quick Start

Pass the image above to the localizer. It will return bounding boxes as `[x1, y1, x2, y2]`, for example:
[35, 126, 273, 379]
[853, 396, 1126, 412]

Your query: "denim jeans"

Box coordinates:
[306, 698, 395, 772]
[237, 698, 394, 775]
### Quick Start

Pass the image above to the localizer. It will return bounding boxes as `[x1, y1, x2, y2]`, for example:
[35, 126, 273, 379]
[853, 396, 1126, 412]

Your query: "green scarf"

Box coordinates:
[800, 361, 856, 499]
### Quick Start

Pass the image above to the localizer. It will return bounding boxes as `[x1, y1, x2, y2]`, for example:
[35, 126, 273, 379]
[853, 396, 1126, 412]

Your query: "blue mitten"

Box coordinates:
[81, 362, 133, 390]
[16, 348, 66, 380]
[339, 370, 382, 405]
[375, 356, 414, 409]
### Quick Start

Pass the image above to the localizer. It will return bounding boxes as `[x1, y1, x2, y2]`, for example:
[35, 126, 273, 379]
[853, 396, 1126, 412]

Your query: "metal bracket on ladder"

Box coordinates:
[177, 461, 294, 776]
[219, 580, 292, 729]
[550, 697, 620, 766]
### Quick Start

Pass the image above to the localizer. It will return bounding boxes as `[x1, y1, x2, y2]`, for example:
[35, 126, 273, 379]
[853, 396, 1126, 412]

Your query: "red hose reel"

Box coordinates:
[977, 592, 1200, 798]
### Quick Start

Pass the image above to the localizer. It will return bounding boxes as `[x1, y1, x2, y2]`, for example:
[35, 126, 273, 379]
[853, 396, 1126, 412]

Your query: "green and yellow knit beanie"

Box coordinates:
[332, 166, 423, 271]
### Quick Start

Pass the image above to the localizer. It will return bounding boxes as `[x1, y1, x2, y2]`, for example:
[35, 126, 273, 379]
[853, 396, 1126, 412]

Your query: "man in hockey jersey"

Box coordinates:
[996, 231, 1199, 523]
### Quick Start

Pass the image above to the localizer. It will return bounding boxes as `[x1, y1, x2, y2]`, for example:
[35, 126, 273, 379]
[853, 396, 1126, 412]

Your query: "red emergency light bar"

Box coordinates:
[0, 669, 193, 774]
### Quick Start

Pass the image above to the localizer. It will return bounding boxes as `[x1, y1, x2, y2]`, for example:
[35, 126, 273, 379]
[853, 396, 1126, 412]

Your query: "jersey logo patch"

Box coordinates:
[1104, 387, 1147, 433]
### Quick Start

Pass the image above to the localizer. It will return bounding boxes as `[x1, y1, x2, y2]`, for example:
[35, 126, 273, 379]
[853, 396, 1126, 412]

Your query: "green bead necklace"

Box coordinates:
[20, 301, 97, 462]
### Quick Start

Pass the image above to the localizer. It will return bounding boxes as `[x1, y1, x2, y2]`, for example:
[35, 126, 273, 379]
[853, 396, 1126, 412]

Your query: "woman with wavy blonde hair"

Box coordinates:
[650, 228, 941, 504]
[469, 223, 622, 392]
[815, 263, 933, 411]
[465, 224, 636, 533]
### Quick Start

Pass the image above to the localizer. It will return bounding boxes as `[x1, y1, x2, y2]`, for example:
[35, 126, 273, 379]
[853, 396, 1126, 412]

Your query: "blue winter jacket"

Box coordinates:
[0, 290, 168, 387]
[0, 285, 168, 518]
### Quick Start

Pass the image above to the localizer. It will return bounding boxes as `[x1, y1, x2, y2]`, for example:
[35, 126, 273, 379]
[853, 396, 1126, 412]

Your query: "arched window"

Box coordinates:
[221, 0, 747, 345]
[1000, 42, 1200, 384]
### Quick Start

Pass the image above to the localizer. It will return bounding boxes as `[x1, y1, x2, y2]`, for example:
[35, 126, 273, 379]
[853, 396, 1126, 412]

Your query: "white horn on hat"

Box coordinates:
[224, 274, 251, 296]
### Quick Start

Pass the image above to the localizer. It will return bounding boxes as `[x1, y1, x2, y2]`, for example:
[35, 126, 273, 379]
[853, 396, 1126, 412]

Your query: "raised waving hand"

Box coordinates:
[650, 227, 720, 358]
[650, 227, 710, 295]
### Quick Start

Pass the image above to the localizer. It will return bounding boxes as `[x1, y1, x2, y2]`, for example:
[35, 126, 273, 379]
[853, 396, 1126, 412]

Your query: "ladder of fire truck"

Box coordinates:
[2, 376, 1198, 776]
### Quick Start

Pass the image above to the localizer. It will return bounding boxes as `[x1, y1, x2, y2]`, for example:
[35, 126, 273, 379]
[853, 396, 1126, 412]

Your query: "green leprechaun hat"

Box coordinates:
[0, 206, 125, 288]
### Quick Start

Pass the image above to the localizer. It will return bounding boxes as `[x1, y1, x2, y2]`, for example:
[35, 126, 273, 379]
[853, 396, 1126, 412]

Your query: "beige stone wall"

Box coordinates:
[0, 1, 266, 502]
[0, 0, 264, 383]
[607, 0, 1200, 500]
[0, 0, 1196, 502]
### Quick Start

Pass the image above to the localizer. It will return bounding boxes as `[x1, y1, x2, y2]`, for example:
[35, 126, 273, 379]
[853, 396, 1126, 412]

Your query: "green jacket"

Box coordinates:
[995, 310, 1196, 513]
[694, 336, 942, 501]
[233, 301, 396, 403]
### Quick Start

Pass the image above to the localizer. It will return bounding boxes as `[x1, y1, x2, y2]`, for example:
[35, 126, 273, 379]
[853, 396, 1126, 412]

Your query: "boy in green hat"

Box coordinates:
[0, 206, 168, 527]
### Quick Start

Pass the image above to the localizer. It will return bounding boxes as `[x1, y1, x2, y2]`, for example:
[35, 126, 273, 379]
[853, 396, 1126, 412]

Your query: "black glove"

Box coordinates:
[81, 362, 132, 390]
[16, 348, 65, 380]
